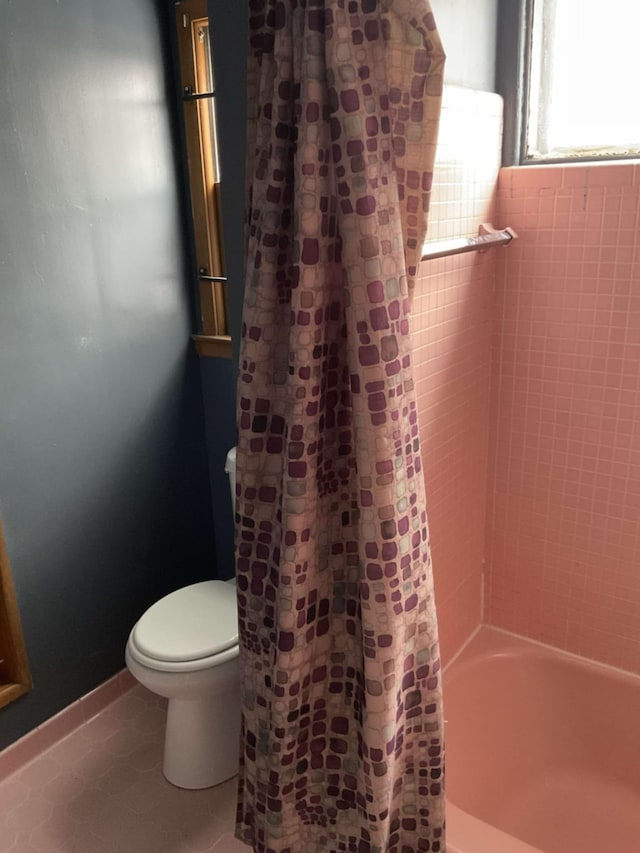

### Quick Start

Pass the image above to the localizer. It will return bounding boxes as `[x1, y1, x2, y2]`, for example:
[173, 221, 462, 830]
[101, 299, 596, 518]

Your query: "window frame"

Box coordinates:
[497, 0, 640, 166]
[174, 0, 231, 359]
[496, 0, 530, 167]
[0, 517, 31, 710]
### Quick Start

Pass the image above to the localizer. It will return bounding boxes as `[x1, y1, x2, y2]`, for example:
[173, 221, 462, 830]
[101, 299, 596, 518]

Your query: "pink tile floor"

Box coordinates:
[0, 686, 247, 852]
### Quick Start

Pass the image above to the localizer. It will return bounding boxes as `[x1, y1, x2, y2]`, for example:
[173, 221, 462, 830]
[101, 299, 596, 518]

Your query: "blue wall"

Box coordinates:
[0, 0, 216, 749]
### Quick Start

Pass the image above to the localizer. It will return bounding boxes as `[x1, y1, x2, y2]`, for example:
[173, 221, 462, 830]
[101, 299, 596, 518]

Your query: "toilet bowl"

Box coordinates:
[125, 447, 241, 790]
[125, 580, 240, 789]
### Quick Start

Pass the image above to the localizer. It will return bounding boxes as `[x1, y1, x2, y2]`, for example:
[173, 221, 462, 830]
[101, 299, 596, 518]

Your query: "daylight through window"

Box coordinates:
[525, 0, 640, 161]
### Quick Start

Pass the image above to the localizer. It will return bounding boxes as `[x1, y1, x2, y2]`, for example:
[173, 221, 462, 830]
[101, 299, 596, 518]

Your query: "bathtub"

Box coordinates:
[444, 627, 640, 853]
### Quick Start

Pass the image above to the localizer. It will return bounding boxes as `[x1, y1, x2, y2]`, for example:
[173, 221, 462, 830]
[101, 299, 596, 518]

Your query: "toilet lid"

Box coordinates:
[132, 580, 238, 663]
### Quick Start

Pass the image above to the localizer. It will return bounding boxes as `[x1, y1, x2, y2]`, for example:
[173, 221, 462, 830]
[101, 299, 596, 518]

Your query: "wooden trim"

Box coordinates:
[210, 183, 228, 336]
[0, 684, 27, 710]
[175, 0, 228, 338]
[192, 334, 232, 359]
[0, 517, 32, 710]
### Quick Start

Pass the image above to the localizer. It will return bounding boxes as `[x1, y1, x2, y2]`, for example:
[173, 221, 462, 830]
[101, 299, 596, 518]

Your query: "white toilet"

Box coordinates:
[125, 448, 240, 790]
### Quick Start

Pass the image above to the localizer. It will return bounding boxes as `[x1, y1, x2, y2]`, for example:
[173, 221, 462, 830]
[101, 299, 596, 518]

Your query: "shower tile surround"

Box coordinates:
[413, 86, 502, 665]
[414, 88, 640, 676]
[487, 162, 640, 674]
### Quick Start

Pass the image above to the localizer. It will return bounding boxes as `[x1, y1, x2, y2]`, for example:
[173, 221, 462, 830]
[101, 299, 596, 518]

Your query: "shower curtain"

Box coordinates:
[235, 2, 445, 851]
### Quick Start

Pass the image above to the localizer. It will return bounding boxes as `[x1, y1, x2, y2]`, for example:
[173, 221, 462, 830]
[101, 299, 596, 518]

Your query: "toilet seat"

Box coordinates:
[128, 580, 239, 673]
[127, 636, 239, 672]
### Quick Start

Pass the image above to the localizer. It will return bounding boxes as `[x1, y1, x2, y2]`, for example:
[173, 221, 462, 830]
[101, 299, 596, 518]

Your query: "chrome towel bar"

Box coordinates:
[421, 223, 518, 262]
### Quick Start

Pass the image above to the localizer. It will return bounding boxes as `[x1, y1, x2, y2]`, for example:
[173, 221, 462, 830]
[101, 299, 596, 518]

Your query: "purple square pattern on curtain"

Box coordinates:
[235, 2, 446, 850]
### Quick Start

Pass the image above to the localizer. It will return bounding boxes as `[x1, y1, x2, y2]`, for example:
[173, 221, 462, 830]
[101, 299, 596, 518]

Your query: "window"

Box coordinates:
[499, 0, 640, 164]
[174, 0, 230, 358]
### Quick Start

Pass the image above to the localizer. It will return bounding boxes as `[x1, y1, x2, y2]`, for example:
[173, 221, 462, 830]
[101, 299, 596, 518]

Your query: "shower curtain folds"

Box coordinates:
[234, 2, 446, 851]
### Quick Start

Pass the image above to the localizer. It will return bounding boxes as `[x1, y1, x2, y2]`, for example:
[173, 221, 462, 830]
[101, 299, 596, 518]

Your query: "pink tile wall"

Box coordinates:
[413, 87, 503, 665]
[487, 162, 640, 674]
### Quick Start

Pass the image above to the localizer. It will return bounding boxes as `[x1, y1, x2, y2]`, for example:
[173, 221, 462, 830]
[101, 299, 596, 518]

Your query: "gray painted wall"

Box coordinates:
[431, 0, 499, 92]
[0, 0, 216, 749]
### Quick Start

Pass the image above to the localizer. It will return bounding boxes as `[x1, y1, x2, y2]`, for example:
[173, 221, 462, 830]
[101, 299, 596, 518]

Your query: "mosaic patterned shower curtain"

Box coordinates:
[235, 2, 445, 851]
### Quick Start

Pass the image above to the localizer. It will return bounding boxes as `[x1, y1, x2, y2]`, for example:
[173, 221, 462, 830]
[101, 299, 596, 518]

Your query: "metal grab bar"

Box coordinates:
[421, 223, 518, 262]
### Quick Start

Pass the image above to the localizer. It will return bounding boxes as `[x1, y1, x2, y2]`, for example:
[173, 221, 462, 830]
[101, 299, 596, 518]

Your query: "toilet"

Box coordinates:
[125, 448, 240, 790]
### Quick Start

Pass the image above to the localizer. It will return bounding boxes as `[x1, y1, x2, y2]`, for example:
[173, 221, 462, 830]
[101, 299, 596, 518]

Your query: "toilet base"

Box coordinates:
[163, 688, 241, 789]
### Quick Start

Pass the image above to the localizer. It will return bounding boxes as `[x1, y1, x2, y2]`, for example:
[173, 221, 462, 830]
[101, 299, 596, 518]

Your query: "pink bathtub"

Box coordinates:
[444, 628, 640, 853]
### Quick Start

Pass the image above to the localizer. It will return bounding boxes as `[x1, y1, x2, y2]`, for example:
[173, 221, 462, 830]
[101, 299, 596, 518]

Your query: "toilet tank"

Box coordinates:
[224, 447, 237, 515]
